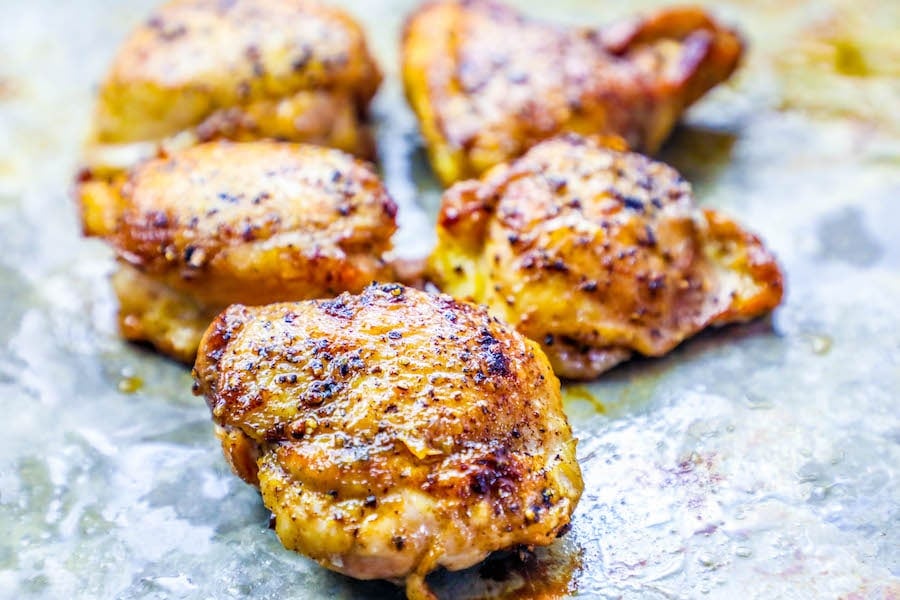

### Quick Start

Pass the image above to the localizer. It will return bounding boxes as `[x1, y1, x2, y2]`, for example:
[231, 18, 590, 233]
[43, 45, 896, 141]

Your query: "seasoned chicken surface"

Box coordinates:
[402, 0, 743, 185]
[82, 141, 398, 362]
[193, 283, 583, 599]
[86, 0, 381, 171]
[428, 135, 784, 379]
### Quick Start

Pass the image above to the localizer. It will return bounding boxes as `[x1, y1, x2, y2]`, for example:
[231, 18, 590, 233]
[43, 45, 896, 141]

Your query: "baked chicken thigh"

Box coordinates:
[403, 0, 743, 185]
[193, 283, 583, 599]
[81, 141, 398, 362]
[85, 0, 381, 175]
[428, 135, 784, 379]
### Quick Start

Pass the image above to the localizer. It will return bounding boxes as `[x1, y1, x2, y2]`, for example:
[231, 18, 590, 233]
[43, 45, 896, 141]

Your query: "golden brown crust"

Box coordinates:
[427, 135, 784, 379]
[193, 284, 583, 596]
[189, 90, 376, 158]
[703, 208, 787, 325]
[93, 141, 397, 306]
[83, 141, 399, 362]
[90, 0, 381, 157]
[214, 424, 261, 486]
[402, 0, 743, 185]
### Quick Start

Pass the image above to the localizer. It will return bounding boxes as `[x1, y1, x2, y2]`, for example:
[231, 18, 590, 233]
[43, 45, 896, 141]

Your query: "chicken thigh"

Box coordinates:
[427, 135, 784, 379]
[81, 141, 398, 362]
[402, 0, 743, 185]
[192, 283, 583, 599]
[85, 0, 381, 176]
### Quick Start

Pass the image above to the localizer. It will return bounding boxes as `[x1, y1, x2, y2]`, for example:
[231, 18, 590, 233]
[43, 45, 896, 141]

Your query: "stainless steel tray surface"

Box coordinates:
[0, 0, 898, 598]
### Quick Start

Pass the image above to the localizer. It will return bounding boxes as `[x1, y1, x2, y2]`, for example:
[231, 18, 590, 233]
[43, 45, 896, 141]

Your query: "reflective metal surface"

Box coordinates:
[1, 0, 898, 597]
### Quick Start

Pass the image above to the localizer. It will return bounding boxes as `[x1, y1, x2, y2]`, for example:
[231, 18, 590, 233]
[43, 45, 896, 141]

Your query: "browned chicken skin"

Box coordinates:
[81, 141, 398, 362]
[192, 284, 583, 599]
[85, 0, 381, 177]
[402, 0, 744, 185]
[427, 135, 784, 379]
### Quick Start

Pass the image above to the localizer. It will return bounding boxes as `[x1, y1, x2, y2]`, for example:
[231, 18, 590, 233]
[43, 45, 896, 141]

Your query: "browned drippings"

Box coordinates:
[476, 544, 583, 599]
[563, 386, 607, 414]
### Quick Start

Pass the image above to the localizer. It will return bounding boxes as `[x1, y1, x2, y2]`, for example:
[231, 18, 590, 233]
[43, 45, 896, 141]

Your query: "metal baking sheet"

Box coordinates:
[1, 0, 898, 597]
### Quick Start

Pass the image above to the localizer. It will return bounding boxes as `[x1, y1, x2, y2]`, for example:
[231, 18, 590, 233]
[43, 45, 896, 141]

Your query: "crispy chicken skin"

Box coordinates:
[427, 135, 784, 379]
[192, 284, 583, 599]
[88, 0, 381, 164]
[402, 0, 744, 185]
[82, 141, 398, 362]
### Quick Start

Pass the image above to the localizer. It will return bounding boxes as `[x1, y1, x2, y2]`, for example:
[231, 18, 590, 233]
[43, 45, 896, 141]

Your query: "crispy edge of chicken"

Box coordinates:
[426, 135, 784, 379]
[192, 283, 584, 599]
[81, 141, 399, 362]
[402, 0, 744, 185]
[111, 264, 221, 364]
[89, 0, 381, 156]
